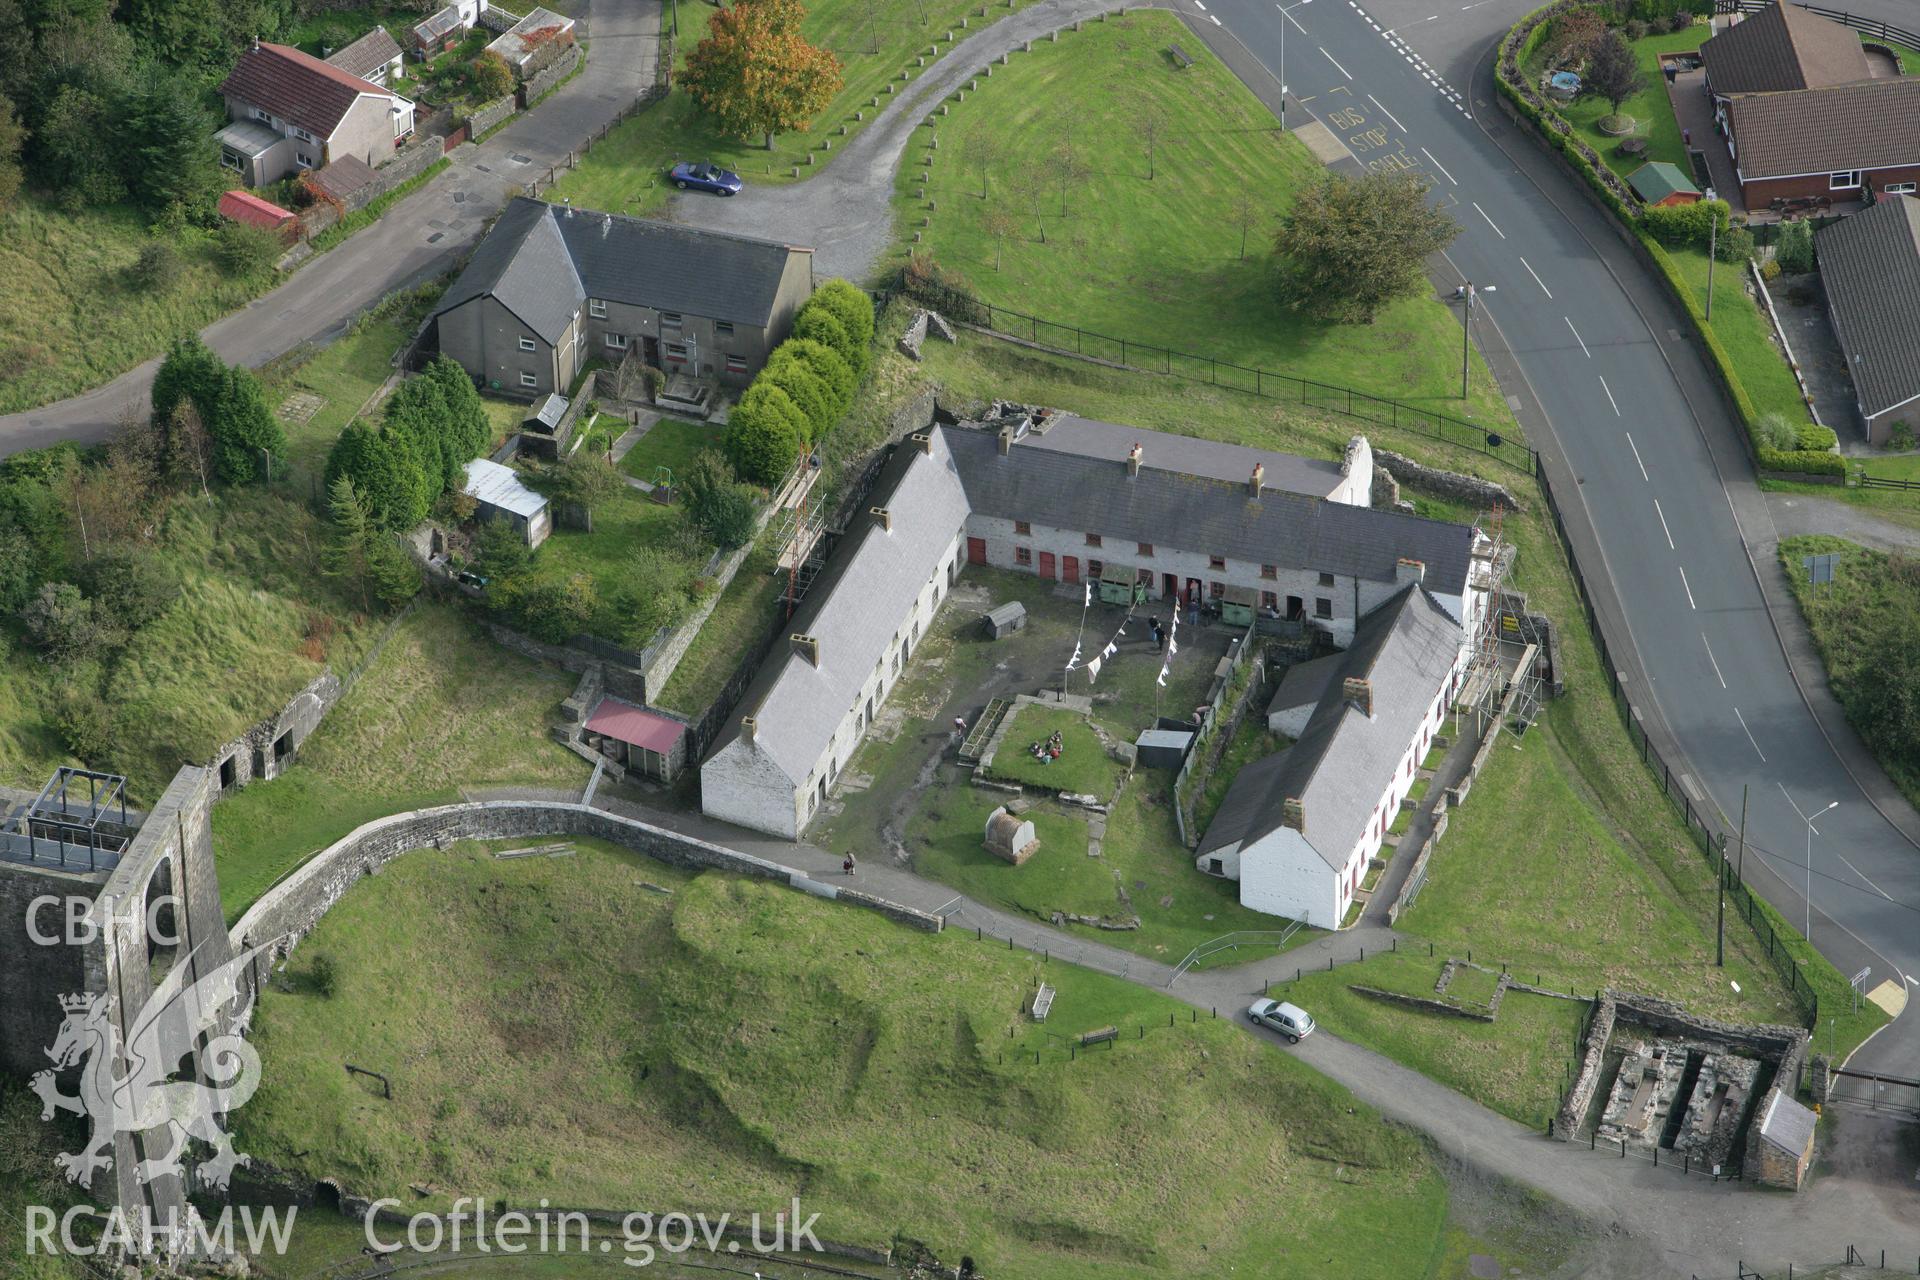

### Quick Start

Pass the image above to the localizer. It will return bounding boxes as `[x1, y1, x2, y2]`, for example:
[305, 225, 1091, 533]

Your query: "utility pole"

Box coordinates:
[1459, 282, 1494, 399]
[1277, 0, 1314, 130]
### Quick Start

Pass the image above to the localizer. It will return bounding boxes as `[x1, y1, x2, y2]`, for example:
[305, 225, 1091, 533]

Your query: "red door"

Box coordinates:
[1038, 551, 1056, 580]
[967, 537, 986, 565]
[1063, 556, 1080, 584]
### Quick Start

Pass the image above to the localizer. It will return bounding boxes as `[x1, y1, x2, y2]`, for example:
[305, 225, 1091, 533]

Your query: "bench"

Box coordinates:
[1031, 983, 1056, 1021]
[1170, 44, 1194, 69]
[1080, 1025, 1118, 1046]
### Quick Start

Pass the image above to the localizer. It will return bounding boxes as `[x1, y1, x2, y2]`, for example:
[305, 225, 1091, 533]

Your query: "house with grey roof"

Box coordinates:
[1816, 193, 1920, 442]
[324, 26, 404, 88]
[943, 418, 1485, 647]
[698, 420, 1486, 842]
[701, 430, 972, 839]
[429, 197, 815, 398]
[1196, 584, 1467, 929]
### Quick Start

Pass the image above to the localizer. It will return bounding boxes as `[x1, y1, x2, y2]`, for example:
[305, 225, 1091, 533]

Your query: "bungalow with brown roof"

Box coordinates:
[1693, 0, 1917, 207]
[215, 41, 416, 187]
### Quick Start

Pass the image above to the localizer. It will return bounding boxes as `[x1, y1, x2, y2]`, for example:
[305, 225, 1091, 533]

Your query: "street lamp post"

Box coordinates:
[1278, 0, 1313, 130]
[1458, 282, 1494, 399]
[1778, 782, 1837, 942]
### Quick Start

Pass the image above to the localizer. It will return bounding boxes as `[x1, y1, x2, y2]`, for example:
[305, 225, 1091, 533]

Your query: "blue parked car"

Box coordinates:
[669, 161, 743, 196]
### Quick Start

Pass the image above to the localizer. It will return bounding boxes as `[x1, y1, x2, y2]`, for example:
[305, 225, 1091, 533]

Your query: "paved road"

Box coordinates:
[0, 0, 662, 456]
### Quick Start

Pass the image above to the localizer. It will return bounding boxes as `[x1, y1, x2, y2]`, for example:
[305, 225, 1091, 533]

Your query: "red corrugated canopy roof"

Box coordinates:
[219, 189, 295, 228]
[584, 697, 686, 753]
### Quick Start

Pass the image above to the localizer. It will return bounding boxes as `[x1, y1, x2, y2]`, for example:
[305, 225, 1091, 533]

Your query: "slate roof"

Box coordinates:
[1727, 78, 1920, 178]
[414, 4, 466, 43]
[463, 458, 548, 520]
[220, 42, 391, 139]
[1627, 161, 1700, 204]
[1023, 415, 1353, 499]
[325, 26, 402, 82]
[305, 154, 378, 204]
[941, 424, 1476, 596]
[1817, 195, 1920, 418]
[1270, 650, 1344, 712]
[1699, 0, 1870, 94]
[1755, 1089, 1816, 1155]
[433, 197, 813, 341]
[709, 434, 972, 784]
[1199, 585, 1462, 866]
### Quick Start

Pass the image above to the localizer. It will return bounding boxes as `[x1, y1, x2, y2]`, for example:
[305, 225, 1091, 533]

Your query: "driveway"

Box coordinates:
[0, 0, 662, 457]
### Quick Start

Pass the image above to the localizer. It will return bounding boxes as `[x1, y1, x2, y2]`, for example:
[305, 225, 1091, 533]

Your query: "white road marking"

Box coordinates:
[1322, 47, 1353, 78]
[1653, 497, 1674, 548]
[1368, 93, 1407, 133]
[1678, 564, 1696, 609]
[1734, 706, 1766, 762]
[1279, 2, 1311, 32]
[1211, 13, 1220, 21]
[1565, 316, 1590, 357]
[1472, 201, 1504, 238]
[1599, 374, 1619, 416]
[1519, 255, 1551, 298]
[1702, 632, 1726, 689]
[1193, 0, 1206, 9]
[1626, 432, 1649, 480]
[1420, 146, 1456, 185]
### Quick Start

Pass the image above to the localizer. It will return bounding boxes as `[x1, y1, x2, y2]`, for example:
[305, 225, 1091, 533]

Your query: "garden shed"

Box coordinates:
[1627, 161, 1701, 208]
[583, 696, 689, 781]
[462, 458, 552, 549]
[985, 601, 1027, 639]
[1098, 560, 1146, 606]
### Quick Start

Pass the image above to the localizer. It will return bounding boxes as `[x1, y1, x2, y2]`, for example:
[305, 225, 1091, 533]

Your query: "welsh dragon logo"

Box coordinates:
[31, 939, 279, 1192]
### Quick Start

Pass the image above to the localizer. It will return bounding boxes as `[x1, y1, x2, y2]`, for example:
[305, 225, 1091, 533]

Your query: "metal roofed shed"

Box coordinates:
[985, 601, 1027, 638]
[1135, 728, 1194, 770]
[525, 393, 569, 431]
[582, 697, 689, 781]
[462, 458, 552, 548]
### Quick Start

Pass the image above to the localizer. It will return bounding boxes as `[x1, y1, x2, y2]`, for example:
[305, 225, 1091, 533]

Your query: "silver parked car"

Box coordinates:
[1247, 998, 1315, 1043]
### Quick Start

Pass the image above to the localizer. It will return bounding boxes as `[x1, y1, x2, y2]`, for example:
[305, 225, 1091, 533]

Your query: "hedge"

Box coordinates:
[1497, 1, 1842, 481]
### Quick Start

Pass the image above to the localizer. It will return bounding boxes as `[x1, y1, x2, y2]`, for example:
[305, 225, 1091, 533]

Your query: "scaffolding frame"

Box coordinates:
[0, 767, 134, 872]
[1459, 505, 1547, 739]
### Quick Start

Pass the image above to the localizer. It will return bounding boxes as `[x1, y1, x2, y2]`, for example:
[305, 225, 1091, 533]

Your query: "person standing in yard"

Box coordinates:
[843, 853, 856, 876]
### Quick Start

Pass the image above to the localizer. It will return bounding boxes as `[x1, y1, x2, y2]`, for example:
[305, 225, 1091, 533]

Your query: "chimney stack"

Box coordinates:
[1249, 462, 1265, 497]
[741, 715, 758, 743]
[869, 506, 893, 532]
[1126, 442, 1143, 478]
[1281, 797, 1305, 832]
[997, 425, 1015, 456]
[1343, 677, 1373, 718]
[790, 634, 821, 668]
[1396, 557, 1426, 585]
[911, 430, 933, 454]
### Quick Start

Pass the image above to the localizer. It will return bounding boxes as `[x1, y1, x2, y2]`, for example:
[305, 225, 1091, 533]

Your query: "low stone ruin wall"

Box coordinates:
[1375, 449, 1523, 513]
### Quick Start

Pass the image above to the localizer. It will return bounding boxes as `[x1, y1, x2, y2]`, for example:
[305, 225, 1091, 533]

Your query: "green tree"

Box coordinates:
[321, 474, 377, 612]
[544, 451, 621, 513]
[680, 0, 842, 150]
[0, 95, 25, 211]
[80, 546, 175, 631]
[723, 383, 805, 484]
[37, 81, 122, 207]
[120, 67, 222, 215]
[1579, 31, 1645, 117]
[807, 279, 874, 364]
[384, 375, 463, 497]
[780, 337, 854, 410]
[128, 239, 179, 293]
[365, 528, 422, 609]
[791, 307, 860, 378]
[52, 684, 116, 764]
[0, 526, 35, 613]
[151, 335, 225, 430]
[1274, 171, 1459, 325]
[498, 571, 597, 643]
[326, 419, 426, 531]
[208, 365, 285, 485]
[472, 515, 532, 582]
[679, 451, 758, 552]
[759, 349, 835, 442]
[22, 582, 107, 660]
[1776, 218, 1815, 274]
[424, 356, 492, 460]
[469, 50, 512, 100]
[213, 220, 281, 277]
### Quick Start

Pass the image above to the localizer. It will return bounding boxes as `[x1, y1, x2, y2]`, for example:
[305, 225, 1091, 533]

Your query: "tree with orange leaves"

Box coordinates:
[681, 0, 842, 151]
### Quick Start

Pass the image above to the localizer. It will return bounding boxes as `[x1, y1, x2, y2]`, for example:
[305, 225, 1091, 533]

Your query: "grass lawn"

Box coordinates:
[534, 481, 698, 607]
[208, 604, 587, 919]
[236, 852, 1446, 1278]
[547, 0, 1041, 220]
[1665, 245, 1812, 427]
[1537, 28, 1704, 176]
[913, 320, 1887, 1070]
[1193, 712, 1286, 833]
[618, 415, 725, 485]
[265, 288, 436, 485]
[652, 542, 784, 716]
[896, 10, 1519, 431]
[1778, 535, 1920, 810]
[986, 704, 1126, 795]
[0, 197, 277, 414]
[1279, 952, 1589, 1128]
[910, 801, 1123, 921]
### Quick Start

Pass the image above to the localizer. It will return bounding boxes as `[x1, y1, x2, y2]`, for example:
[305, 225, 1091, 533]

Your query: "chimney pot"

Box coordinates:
[1281, 797, 1305, 831]
[1249, 462, 1265, 497]
[1342, 677, 1373, 718]
[791, 633, 821, 667]
[911, 430, 933, 454]
[869, 506, 893, 532]
[741, 715, 758, 742]
[1126, 442, 1142, 477]
[1396, 557, 1426, 584]
[997, 425, 1014, 456]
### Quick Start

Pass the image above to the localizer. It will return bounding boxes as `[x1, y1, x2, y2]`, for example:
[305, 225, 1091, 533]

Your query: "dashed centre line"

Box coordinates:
[1599, 375, 1619, 416]
[1653, 498, 1674, 549]
[1519, 255, 1551, 299]
[1734, 706, 1766, 762]
[1472, 201, 1504, 238]
[1322, 47, 1353, 78]
[1419, 146, 1455, 185]
[1565, 316, 1591, 358]
[1368, 92, 1407, 133]
[1626, 432, 1649, 481]
[1702, 632, 1726, 689]
[1678, 564, 1696, 610]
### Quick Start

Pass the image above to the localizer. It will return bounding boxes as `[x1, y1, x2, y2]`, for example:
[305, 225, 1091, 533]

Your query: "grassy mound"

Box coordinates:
[237, 842, 1446, 1277]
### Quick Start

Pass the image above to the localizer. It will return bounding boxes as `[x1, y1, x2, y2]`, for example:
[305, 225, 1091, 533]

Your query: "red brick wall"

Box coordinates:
[1742, 163, 1920, 207]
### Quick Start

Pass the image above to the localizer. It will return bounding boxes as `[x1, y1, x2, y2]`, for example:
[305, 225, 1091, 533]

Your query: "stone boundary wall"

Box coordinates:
[297, 138, 447, 240]
[228, 800, 943, 979]
[520, 42, 583, 105]
[205, 672, 342, 792]
[1556, 993, 1619, 1139]
[1349, 984, 1497, 1022]
[640, 534, 760, 696]
[487, 623, 648, 703]
[1385, 796, 1447, 924]
[1374, 450, 1523, 513]
[465, 93, 518, 138]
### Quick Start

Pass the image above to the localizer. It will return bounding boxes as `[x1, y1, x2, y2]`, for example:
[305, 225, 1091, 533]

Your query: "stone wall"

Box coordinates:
[520, 41, 583, 105]
[640, 535, 760, 697]
[487, 623, 648, 703]
[1555, 993, 1617, 1139]
[1349, 983, 1498, 1022]
[0, 860, 98, 1080]
[1375, 450, 1523, 513]
[1384, 796, 1446, 924]
[206, 673, 342, 792]
[465, 93, 518, 138]
[228, 800, 944, 990]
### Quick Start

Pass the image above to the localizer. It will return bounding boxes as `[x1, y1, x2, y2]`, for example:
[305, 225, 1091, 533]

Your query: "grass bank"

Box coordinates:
[236, 847, 1446, 1278]
[894, 10, 1519, 432]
